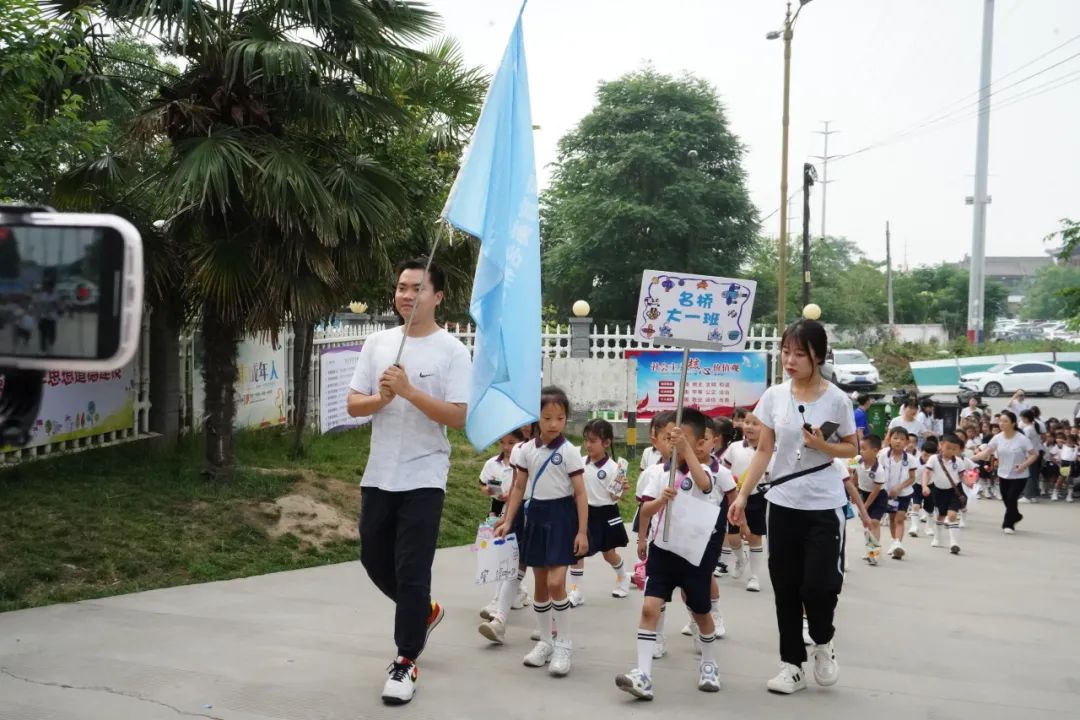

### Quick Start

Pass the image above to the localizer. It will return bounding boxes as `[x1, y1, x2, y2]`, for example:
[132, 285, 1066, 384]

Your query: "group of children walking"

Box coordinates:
[476, 386, 788, 700]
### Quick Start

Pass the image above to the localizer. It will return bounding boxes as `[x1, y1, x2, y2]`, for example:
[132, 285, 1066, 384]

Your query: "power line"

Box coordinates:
[835, 37, 1080, 163]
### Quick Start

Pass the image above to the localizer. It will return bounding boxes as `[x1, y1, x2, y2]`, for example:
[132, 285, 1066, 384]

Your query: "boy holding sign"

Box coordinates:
[616, 408, 736, 701]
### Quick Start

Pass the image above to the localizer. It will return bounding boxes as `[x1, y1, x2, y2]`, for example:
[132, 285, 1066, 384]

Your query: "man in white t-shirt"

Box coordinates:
[347, 258, 472, 705]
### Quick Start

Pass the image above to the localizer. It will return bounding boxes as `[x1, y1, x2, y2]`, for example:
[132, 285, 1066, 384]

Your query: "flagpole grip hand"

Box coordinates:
[379, 365, 411, 399]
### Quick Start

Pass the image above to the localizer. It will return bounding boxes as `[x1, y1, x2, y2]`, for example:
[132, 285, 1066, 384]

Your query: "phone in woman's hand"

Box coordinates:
[819, 421, 840, 439]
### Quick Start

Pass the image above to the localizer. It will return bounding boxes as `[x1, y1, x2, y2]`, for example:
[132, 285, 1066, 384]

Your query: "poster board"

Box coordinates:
[626, 350, 768, 418]
[0, 365, 135, 450]
[319, 344, 371, 433]
[633, 270, 757, 349]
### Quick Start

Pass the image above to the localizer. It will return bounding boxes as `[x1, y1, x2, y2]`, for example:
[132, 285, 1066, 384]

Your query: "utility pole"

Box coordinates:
[966, 0, 995, 344]
[886, 221, 895, 334]
[811, 120, 839, 239]
[801, 163, 817, 307]
[775, 2, 794, 338]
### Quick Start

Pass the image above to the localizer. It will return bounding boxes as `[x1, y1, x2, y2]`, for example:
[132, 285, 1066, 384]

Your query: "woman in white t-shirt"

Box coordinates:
[728, 319, 859, 696]
[888, 401, 925, 441]
[972, 410, 1037, 534]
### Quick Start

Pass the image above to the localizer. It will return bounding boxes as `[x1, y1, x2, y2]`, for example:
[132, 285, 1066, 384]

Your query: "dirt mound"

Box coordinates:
[246, 469, 360, 548]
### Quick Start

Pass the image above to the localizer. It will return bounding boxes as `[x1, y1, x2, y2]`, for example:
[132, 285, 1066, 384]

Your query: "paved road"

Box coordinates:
[0, 312, 98, 358]
[3, 499, 1080, 720]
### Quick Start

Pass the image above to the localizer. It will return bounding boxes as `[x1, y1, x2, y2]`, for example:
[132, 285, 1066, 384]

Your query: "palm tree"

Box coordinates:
[47, 0, 440, 473]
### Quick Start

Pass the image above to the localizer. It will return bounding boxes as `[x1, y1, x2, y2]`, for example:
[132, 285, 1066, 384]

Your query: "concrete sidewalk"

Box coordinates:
[3, 498, 1080, 720]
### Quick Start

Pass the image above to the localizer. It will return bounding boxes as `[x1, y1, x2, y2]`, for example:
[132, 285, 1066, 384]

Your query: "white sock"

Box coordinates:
[948, 522, 961, 546]
[749, 546, 765, 578]
[534, 601, 552, 644]
[699, 630, 717, 664]
[719, 546, 733, 568]
[936, 520, 945, 538]
[552, 598, 572, 643]
[710, 598, 720, 620]
[612, 559, 626, 580]
[495, 568, 524, 620]
[637, 628, 657, 677]
[570, 568, 584, 593]
[656, 604, 666, 636]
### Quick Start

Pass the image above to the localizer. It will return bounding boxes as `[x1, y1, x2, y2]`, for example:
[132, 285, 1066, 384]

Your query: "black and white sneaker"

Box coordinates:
[381, 657, 418, 705]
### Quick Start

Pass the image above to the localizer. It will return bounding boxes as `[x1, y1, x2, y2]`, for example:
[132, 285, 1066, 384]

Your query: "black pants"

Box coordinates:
[1024, 455, 1043, 499]
[767, 503, 846, 666]
[37, 318, 56, 353]
[359, 487, 445, 660]
[999, 477, 1026, 530]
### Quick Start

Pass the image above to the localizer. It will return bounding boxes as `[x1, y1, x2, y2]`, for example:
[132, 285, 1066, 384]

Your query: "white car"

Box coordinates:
[825, 349, 880, 391]
[959, 361, 1080, 398]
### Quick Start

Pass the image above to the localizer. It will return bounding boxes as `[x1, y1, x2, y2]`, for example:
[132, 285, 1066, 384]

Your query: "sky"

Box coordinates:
[426, 0, 1080, 268]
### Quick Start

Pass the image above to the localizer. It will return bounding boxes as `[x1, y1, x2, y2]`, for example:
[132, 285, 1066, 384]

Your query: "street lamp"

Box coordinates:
[767, 0, 813, 337]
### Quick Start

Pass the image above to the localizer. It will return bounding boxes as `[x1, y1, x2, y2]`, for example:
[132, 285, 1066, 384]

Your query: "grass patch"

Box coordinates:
[1, 426, 650, 613]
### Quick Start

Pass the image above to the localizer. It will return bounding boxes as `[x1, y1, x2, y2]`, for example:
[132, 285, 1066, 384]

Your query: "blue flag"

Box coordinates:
[442, 4, 540, 451]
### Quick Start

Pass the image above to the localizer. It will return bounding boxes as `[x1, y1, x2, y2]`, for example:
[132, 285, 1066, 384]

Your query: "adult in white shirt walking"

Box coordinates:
[347, 258, 472, 706]
[972, 410, 1038, 534]
[728, 319, 860, 696]
[1018, 409, 1044, 502]
[888, 400, 924, 442]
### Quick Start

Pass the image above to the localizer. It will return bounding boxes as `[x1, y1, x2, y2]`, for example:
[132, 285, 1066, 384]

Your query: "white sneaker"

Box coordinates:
[615, 668, 654, 700]
[746, 576, 761, 592]
[802, 617, 812, 646]
[698, 660, 721, 692]
[1067, 493, 1074, 503]
[891, 542, 905, 560]
[512, 588, 531, 609]
[680, 622, 693, 637]
[930, 535, 943, 548]
[767, 662, 808, 694]
[924, 523, 935, 537]
[381, 658, 418, 705]
[950, 543, 961, 555]
[1051, 492, 1060, 502]
[612, 575, 631, 598]
[568, 588, 585, 607]
[478, 616, 506, 645]
[1003, 527, 1016, 535]
[713, 614, 727, 639]
[523, 640, 554, 667]
[811, 642, 839, 686]
[548, 639, 573, 676]
[479, 600, 499, 621]
[652, 634, 667, 659]
[1018, 496, 1032, 504]
[907, 524, 919, 538]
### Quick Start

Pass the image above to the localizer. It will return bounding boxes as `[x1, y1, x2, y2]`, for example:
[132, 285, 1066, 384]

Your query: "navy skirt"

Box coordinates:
[585, 504, 629, 556]
[521, 496, 579, 568]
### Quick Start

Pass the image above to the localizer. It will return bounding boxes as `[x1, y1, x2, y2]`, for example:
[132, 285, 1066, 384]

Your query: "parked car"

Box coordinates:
[824, 349, 880, 391]
[959, 361, 1080, 398]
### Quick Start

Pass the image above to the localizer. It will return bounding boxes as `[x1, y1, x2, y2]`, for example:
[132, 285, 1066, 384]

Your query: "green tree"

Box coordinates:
[49, 0, 438, 473]
[541, 68, 758, 324]
[740, 236, 887, 330]
[1020, 264, 1080, 321]
[891, 264, 1007, 337]
[1044, 218, 1080, 329]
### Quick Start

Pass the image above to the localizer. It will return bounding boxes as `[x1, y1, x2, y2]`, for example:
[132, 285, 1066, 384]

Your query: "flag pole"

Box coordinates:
[662, 346, 691, 542]
[393, 222, 452, 366]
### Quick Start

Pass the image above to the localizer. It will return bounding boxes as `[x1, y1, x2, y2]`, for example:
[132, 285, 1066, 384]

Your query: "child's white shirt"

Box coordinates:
[879, 450, 916, 496]
[639, 446, 662, 471]
[1061, 445, 1077, 463]
[853, 456, 884, 493]
[479, 455, 514, 499]
[583, 454, 620, 507]
[511, 436, 585, 501]
[923, 454, 975, 491]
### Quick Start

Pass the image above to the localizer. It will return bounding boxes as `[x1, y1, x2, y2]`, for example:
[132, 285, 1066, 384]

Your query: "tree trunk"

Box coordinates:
[290, 319, 314, 459]
[202, 311, 241, 476]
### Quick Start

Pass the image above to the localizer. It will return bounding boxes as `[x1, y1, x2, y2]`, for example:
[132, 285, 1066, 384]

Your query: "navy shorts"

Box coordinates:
[644, 532, 723, 615]
[521, 496, 579, 567]
[930, 486, 963, 515]
[727, 493, 767, 536]
[885, 494, 913, 513]
[585, 504, 629, 555]
[859, 488, 890, 521]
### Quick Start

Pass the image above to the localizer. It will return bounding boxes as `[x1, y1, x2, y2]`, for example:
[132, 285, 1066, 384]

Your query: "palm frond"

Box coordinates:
[167, 127, 261, 212]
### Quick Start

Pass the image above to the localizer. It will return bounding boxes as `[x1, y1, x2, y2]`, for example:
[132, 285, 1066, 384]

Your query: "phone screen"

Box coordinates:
[819, 421, 840, 439]
[0, 224, 124, 360]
